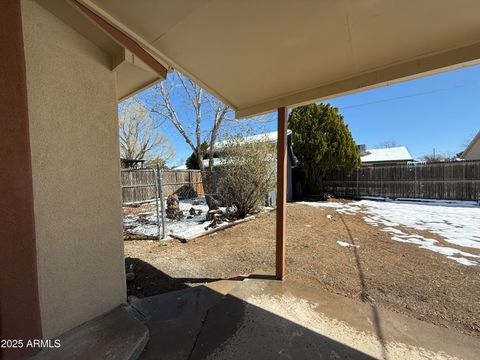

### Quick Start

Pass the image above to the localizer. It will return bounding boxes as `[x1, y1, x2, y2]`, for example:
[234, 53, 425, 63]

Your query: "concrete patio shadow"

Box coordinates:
[131, 283, 374, 360]
[188, 289, 375, 360]
[126, 259, 480, 360]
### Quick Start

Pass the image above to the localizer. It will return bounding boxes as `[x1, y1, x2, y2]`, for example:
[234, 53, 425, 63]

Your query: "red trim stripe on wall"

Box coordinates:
[0, 2, 43, 359]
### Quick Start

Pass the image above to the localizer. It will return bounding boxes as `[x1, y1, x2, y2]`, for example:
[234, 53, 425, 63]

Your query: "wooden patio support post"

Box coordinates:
[276, 107, 288, 279]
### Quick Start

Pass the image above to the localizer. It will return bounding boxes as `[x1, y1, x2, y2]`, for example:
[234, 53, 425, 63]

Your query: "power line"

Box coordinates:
[338, 81, 480, 110]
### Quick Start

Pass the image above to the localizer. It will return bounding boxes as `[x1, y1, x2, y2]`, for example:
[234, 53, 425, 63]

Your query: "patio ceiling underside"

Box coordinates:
[73, 0, 480, 117]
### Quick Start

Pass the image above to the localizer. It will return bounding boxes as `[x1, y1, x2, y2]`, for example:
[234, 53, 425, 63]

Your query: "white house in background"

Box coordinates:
[461, 131, 480, 160]
[359, 145, 413, 166]
[219, 130, 297, 202]
[175, 131, 296, 202]
[173, 131, 294, 170]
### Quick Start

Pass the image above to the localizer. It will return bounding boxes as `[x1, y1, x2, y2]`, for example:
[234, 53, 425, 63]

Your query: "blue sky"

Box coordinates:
[329, 65, 480, 159]
[138, 65, 480, 166]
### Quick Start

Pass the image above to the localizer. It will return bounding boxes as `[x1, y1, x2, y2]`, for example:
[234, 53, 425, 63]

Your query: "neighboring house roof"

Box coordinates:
[361, 146, 413, 163]
[174, 131, 291, 169]
[120, 158, 145, 169]
[214, 130, 292, 151]
[201, 158, 232, 168]
[203, 130, 297, 168]
[461, 131, 480, 160]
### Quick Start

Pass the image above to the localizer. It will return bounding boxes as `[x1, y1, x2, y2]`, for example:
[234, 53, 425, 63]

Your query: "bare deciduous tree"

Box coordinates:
[119, 100, 175, 166]
[375, 140, 399, 149]
[146, 71, 234, 209]
[420, 153, 456, 162]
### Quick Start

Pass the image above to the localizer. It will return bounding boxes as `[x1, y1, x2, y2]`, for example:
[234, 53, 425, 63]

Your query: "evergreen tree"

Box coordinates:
[289, 103, 360, 193]
[185, 141, 209, 169]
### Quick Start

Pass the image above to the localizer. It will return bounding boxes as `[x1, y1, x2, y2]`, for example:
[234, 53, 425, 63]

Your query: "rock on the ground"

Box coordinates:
[127, 295, 138, 302]
[206, 209, 224, 221]
[166, 194, 184, 220]
[126, 272, 135, 282]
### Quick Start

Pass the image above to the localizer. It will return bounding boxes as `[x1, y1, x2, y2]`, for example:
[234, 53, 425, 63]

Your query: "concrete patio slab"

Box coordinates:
[130, 285, 232, 360]
[192, 276, 480, 359]
[133, 275, 480, 359]
[204, 279, 244, 295]
[31, 306, 148, 360]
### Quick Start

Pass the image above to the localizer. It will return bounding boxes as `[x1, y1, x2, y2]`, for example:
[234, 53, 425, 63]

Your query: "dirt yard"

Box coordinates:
[124, 202, 480, 338]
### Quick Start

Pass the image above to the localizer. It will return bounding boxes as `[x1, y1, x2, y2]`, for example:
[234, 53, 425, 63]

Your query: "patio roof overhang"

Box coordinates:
[46, 0, 480, 118]
[39, 0, 169, 100]
[39, 0, 480, 279]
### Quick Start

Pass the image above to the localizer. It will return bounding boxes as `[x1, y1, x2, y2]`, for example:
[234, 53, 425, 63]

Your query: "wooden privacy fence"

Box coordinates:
[121, 169, 204, 203]
[322, 160, 480, 201]
[162, 170, 204, 197]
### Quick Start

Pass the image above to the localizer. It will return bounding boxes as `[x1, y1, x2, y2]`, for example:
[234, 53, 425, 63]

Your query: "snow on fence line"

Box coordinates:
[121, 169, 204, 203]
[322, 160, 480, 202]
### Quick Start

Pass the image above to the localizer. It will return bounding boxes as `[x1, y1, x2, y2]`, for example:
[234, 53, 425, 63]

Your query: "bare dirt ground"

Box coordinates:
[124, 202, 480, 338]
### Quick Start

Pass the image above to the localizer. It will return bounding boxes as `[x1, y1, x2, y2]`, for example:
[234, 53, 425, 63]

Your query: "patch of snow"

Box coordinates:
[298, 201, 340, 209]
[446, 256, 478, 266]
[381, 227, 407, 236]
[359, 196, 389, 201]
[168, 219, 213, 238]
[130, 224, 159, 237]
[123, 216, 141, 227]
[336, 241, 359, 248]
[357, 200, 480, 250]
[124, 197, 229, 239]
[298, 201, 359, 215]
[394, 198, 479, 208]
[299, 199, 480, 266]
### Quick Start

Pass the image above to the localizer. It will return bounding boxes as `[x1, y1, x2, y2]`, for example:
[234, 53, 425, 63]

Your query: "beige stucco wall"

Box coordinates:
[22, 0, 126, 339]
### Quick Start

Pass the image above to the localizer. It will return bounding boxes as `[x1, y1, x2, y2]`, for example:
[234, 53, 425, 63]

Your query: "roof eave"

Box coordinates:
[461, 130, 480, 158]
[236, 43, 480, 118]
[71, 0, 238, 109]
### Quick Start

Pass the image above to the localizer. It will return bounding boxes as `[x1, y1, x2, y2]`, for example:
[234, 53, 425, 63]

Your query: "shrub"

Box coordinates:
[216, 135, 276, 218]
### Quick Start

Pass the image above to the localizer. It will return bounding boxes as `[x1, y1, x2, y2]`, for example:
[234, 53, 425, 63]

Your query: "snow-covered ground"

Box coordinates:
[300, 199, 480, 266]
[124, 198, 227, 239]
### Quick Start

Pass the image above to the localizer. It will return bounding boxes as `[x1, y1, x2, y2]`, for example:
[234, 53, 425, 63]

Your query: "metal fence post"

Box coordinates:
[414, 165, 417, 198]
[356, 169, 359, 197]
[156, 164, 167, 239]
[153, 168, 161, 241]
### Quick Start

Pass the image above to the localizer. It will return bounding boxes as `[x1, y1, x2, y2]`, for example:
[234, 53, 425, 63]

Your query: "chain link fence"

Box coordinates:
[121, 167, 221, 240]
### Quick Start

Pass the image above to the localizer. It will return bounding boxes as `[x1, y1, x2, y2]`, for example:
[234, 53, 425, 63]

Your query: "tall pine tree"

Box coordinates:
[289, 103, 360, 194]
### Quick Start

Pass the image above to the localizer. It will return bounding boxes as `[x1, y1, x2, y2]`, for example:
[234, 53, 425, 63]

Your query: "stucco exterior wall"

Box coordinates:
[21, 0, 125, 339]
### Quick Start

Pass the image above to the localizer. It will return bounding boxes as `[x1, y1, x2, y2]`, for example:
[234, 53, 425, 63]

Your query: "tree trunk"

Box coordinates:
[197, 153, 218, 210]
[202, 170, 218, 210]
[304, 165, 324, 195]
